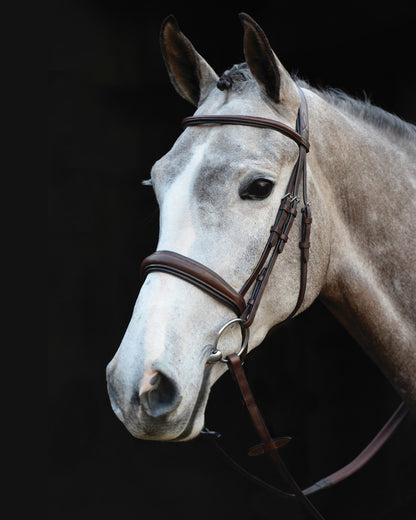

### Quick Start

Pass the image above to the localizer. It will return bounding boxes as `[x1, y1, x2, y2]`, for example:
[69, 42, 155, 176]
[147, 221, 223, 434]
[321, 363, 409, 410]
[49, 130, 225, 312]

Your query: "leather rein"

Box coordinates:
[141, 88, 408, 520]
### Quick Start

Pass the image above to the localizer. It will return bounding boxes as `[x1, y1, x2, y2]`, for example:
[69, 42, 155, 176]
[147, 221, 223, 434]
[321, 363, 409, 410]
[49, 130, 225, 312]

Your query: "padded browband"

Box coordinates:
[141, 250, 246, 316]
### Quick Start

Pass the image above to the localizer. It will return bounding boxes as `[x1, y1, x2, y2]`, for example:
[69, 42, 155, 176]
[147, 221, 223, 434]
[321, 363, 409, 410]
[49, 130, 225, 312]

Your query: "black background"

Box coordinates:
[48, 2, 416, 519]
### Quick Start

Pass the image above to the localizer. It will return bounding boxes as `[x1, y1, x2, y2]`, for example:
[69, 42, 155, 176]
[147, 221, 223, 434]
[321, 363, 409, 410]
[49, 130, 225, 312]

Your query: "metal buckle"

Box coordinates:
[282, 192, 300, 204]
[206, 318, 250, 364]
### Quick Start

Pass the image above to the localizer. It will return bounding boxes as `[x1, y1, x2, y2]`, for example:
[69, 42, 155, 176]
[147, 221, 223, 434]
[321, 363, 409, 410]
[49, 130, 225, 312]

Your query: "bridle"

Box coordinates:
[140, 88, 408, 520]
[142, 89, 311, 337]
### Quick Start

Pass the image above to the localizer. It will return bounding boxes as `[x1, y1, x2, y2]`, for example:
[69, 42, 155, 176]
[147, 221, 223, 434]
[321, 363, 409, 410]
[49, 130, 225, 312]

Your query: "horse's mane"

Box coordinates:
[217, 64, 416, 143]
[296, 79, 416, 143]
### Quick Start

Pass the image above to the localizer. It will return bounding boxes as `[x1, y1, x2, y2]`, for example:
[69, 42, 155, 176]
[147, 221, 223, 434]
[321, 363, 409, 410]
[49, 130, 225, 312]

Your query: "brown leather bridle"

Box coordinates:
[142, 89, 311, 333]
[140, 88, 408, 520]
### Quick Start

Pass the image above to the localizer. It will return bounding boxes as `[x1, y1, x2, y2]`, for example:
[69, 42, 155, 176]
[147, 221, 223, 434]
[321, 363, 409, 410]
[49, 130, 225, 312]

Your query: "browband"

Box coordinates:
[183, 114, 310, 151]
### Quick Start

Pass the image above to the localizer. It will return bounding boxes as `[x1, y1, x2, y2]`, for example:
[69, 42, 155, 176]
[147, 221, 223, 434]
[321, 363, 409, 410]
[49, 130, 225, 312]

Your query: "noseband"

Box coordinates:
[140, 88, 408, 520]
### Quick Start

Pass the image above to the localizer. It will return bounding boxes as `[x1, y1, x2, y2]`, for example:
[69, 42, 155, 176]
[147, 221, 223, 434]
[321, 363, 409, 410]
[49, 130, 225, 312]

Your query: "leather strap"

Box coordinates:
[302, 400, 408, 494]
[226, 353, 408, 518]
[227, 353, 326, 520]
[183, 115, 310, 151]
[239, 89, 310, 325]
[287, 204, 312, 320]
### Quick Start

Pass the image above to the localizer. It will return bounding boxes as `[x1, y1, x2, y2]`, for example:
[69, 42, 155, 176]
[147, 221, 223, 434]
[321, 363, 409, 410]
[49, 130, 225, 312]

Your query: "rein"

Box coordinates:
[140, 88, 408, 520]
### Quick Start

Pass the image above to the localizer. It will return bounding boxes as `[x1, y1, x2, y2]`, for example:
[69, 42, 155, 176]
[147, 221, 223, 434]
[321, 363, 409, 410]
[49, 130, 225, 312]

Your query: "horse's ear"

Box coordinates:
[160, 15, 218, 106]
[239, 13, 298, 106]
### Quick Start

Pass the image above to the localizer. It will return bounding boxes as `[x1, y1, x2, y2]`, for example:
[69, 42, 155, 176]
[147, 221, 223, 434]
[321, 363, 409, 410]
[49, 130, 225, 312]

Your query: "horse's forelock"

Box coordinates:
[216, 63, 252, 91]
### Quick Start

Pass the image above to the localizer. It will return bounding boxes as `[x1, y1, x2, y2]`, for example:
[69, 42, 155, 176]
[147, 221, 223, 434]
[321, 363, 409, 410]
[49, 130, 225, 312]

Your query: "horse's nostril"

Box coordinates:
[139, 371, 181, 418]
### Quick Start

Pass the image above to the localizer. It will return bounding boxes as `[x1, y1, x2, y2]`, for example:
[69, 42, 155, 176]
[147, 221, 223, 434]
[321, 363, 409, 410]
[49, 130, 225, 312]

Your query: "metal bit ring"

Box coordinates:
[206, 318, 250, 364]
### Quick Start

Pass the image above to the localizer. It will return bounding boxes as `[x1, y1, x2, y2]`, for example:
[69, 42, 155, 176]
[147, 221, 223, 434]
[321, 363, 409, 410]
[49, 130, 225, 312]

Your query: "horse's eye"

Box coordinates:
[240, 178, 274, 200]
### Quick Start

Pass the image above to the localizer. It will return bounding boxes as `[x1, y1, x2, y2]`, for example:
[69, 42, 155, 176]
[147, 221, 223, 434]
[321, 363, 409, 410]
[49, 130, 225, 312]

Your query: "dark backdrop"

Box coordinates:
[48, 2, 416, 519]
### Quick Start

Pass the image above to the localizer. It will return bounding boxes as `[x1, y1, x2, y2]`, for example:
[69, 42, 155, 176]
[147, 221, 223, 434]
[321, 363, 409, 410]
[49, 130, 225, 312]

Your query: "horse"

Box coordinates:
[106, 10, 415, 470]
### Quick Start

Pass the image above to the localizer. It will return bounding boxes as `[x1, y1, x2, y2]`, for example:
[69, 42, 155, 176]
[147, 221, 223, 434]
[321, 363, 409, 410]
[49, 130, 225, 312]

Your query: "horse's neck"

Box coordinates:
[307, 90, 416, 407]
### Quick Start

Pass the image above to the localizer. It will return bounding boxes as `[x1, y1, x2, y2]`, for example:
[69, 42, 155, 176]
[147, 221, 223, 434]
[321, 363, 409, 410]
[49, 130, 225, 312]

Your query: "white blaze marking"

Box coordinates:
[157, 141, 211, 252]
[141, 140, 212, 380]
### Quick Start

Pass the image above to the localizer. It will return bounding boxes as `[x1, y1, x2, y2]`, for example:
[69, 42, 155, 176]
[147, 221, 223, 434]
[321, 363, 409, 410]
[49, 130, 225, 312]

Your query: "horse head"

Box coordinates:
[106, 13, 330, 440]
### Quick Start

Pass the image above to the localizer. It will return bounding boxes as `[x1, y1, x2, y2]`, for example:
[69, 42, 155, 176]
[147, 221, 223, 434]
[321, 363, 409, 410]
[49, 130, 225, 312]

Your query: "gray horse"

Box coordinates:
[107, 14, 416, 443]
